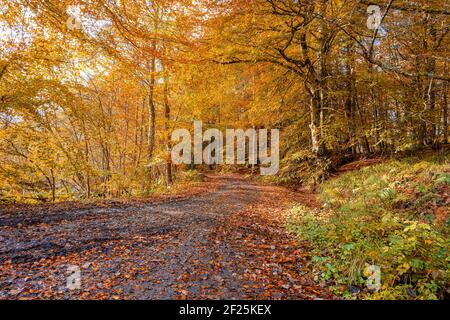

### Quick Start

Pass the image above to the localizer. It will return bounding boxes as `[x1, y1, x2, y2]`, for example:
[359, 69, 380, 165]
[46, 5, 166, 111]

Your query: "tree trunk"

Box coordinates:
[443, 75, 449, 144]
[162, 65, 172, 186]
[425, 20, 437, 146]
[50, 169, 56, 202]
[147, 55, 156, 160]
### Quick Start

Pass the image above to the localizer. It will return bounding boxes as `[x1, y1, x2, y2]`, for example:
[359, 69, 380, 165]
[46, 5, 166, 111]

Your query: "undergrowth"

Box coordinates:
[287, 152, 449, 300]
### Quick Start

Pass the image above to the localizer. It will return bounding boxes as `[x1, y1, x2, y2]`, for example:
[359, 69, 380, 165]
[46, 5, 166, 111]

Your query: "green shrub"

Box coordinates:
[177, 169, 204, 182]
[276, 150, 333, 186]
[287, 153, 450, 300]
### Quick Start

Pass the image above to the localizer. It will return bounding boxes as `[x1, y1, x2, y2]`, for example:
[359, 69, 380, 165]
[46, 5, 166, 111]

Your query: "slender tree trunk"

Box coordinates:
[85, 138, 91, 199]
[50, 169, 56, 202]
[344, 43, 358, 155]
[81, 119, 91, 199]
[425, 20, 437, 146]
[310, 90, 322, 155]
[443, 75, 449, 144]
[147, 12, 159, 162]
[147, 55, 156, 160]
[133, 100, 139, 166]
[122, 104, 130, 173]
[162, 66, 172, 186]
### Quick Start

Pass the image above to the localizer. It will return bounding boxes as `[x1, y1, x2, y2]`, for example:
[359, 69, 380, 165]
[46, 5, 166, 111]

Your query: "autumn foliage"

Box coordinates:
[0, 1, 448, 202]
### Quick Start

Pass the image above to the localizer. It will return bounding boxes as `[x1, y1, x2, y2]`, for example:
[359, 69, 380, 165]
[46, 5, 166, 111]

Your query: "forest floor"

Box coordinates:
[0, 175, 334, 300]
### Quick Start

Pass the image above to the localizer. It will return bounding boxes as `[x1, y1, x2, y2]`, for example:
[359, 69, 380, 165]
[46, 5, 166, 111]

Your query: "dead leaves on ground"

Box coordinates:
[0, 176, 333, 300]
[206, 186, 334, 300]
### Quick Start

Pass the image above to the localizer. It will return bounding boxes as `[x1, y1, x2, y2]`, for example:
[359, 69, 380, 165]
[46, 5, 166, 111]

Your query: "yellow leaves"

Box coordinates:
[367, 250, 380, 260]
[413, 161, 431, 173]
[362, 263, 372, 278]
[403, 221, 418, 233]
[396, 262, 411, 276]
[403, 221, 431, 233]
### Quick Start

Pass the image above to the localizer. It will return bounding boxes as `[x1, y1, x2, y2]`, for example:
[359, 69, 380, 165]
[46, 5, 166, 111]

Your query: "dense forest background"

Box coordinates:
[0, 0, 448, 202]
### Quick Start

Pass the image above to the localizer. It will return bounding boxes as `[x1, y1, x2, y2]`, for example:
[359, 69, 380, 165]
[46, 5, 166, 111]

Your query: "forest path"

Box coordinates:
[0, 175, 333, 300]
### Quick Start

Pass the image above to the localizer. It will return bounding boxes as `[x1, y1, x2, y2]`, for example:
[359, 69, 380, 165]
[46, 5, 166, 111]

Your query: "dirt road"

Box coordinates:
[0, 175, 333, 300]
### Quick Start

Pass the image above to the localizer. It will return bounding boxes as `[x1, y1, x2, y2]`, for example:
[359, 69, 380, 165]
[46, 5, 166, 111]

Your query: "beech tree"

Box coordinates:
[0, 0, 448, 201]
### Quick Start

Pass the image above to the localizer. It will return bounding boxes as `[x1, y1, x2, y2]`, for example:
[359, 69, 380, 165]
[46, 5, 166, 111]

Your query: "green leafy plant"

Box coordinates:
[287, 153, 450, 300]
